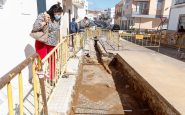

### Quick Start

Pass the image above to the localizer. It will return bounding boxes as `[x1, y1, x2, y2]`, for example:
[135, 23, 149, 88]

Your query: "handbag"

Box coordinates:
[30, 24, 49, 43]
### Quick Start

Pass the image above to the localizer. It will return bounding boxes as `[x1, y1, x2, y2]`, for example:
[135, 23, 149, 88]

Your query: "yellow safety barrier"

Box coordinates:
[101, 29, 122, 50]
[7, 82, 13, 115]
[176, 34, 185, 48]
[85, 27, 102, 39]
[100, 29, 162, 51]
[120, 31, 161, 52]
[18, 72, 23, 115]
[42, 36, 69, 86]
[0, 29, 97, 114]
[175, 34, 185, 57]
[73, 33, 85, 54]
[41, 30, 88, 87]
[135, 34, 144, 40]
[0, 53, 47, 115]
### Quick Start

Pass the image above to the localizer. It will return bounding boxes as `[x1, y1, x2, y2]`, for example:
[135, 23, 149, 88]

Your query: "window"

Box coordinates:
[135, 2, 149, 15]
[0, 0, 7, 9]
[178, 15, 185, 30]
[175, 0, 185, 5]
[157, 0, 164, 10]
[136, 2, 149, 10]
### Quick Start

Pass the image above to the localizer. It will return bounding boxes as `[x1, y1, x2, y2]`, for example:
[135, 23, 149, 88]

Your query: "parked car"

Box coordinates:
[106, 24, 120, 31]
[94, 21, 103, 28]
[94, 21, 110, 29]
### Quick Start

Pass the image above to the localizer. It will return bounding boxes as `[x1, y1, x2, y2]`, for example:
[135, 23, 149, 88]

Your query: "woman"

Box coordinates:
[32, 3, 63, 80]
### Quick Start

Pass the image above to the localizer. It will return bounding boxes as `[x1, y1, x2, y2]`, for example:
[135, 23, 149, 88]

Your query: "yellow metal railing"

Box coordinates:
[122, 32, 161, 51]
[0, 28, 99, 114]
[172, 33, 185, 57]
[101, 29, 121, 50]
[41, 37, 69, 86]
[0, 53, 48, 115]
[86, 27, 102, 39]
[41, 31, 86, 86]
[100, 29, 162, 51]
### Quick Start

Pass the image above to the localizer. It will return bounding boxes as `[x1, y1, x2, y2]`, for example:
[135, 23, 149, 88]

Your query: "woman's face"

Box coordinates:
[54, 12, 62, 21]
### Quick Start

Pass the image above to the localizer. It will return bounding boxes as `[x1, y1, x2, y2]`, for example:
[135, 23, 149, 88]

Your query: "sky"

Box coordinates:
[88, 0, 120, 10]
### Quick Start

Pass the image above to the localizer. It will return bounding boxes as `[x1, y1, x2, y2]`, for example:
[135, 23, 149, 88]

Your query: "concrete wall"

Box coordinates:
[0, 0, 37, 78]
[163, 0, 172, 18]
[168, 5, 185, 31]
[0, 0, 38, 114]
[149, 0, 158, 16]
[149, 0, 172, 17]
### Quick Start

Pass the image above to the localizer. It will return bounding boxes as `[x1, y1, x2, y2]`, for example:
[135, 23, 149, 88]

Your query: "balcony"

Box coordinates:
[72, 0, 84, 8]
[132, 8, 149, 15]
[175, 0, 185, 5]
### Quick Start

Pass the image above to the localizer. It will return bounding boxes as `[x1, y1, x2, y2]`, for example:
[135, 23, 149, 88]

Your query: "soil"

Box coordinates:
[70, 40, 154, 115]
[80, 84, 115, 102]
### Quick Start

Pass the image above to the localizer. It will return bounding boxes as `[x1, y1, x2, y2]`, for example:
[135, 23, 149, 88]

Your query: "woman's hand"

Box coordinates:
[44, 12, 50, 23]
[41, 12, 50, 27]
[41, 22, 46, 27]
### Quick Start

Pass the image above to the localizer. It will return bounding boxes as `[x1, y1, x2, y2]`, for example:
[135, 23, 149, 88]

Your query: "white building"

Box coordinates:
[111, 7, 115, 24]
[71, 0, 88, 22]
[87, 10, 101, 21]
[78, 0, 88, 19]
[168, 0, 185, 31]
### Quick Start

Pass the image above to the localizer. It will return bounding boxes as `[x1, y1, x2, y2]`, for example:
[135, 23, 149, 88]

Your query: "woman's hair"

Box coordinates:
[84, 17, 88, 20]
[47, 2, 63, 22]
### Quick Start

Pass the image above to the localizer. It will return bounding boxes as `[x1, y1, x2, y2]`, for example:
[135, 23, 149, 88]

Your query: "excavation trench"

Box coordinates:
[70, 39, 154, 115]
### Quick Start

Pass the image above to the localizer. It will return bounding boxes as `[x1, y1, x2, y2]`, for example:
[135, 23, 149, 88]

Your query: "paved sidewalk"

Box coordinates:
[47, 50, 83, 115]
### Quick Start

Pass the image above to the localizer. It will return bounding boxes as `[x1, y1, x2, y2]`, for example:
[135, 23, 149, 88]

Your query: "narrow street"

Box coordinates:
[70, 39, 153, 115]
[1, 0, 185, 114]
[149, 46, 185, 62]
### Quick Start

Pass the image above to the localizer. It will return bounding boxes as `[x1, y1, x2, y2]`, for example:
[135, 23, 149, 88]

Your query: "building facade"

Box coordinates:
[115, 1, 124, 29]
[86, 10, 102, 21]
[168, 0, 185, 31]
[71, 0, 88, 23]
[77, 0, 88, 19]
[115, 0, 172, 31]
